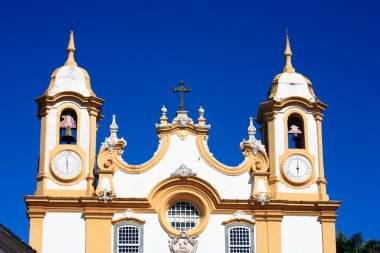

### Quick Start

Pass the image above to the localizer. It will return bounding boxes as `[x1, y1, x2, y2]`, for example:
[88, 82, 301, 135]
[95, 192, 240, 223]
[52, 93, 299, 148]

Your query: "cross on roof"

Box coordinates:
[172, 80, 191, 112]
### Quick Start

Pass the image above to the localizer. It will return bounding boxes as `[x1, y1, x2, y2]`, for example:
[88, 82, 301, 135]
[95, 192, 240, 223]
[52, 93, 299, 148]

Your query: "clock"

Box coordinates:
[52, 150, 83, 180]
[283, 154, 312, 183]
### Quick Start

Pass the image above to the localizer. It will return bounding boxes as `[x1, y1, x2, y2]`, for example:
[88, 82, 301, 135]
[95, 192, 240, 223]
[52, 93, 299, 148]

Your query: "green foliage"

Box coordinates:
[337, 232, 380, 253]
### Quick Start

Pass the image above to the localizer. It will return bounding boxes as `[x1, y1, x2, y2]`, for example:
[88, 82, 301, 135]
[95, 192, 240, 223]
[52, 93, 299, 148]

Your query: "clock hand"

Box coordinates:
[66, 157, 69, 173]
[296, 160, 299, 177]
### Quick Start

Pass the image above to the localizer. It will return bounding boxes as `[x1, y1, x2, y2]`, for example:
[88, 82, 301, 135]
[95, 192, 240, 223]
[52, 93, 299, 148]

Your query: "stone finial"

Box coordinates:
[247, 117, 256, 140]
[283, 30, 295, 73]
[64, 30, 77, 66]
[197, 106, 206, 125]
[110, 114, 118, 136]
[160, 105, 168, 124]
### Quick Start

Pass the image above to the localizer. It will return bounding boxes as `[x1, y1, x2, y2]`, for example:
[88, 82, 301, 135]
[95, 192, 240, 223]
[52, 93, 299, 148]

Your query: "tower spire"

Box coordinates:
[64, 29, 77, 66]
[283, 30, 295, 73]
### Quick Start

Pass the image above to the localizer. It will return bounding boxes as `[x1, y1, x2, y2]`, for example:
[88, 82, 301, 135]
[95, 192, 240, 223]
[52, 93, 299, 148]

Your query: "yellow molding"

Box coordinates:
[112, 216, 146, 225]
[98, 134, 170, 173]
[222, 217, 255, 225]
[196, 135, 266, 175]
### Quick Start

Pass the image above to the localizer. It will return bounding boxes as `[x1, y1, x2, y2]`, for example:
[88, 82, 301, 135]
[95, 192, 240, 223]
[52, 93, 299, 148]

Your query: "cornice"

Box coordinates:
[256, 97, 327, 124]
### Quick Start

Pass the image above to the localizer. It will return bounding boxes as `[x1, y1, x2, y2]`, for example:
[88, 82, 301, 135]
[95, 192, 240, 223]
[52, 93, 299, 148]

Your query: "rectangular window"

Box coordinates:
[228, 226, 251, 253]
[117, 226, 140, 253]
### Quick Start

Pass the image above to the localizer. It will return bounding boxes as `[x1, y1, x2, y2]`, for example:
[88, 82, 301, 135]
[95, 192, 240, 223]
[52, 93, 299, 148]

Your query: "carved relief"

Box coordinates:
[171, 164, 197, 178]
[169, 232, 198, 253]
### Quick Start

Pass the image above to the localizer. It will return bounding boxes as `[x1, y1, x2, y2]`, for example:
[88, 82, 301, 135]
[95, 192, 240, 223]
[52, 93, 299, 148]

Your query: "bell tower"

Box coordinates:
[257, 34, 328, 201]
[34, 30, 104, 197]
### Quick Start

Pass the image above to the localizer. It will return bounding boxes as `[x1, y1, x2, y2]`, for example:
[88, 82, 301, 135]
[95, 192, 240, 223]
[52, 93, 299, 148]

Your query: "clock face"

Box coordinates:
[52, 150, 82, 180]
[283, 154, 312, 183]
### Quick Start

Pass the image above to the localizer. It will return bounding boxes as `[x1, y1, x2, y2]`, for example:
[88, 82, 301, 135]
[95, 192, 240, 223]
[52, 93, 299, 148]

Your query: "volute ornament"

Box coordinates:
[168, 232, 198, 253]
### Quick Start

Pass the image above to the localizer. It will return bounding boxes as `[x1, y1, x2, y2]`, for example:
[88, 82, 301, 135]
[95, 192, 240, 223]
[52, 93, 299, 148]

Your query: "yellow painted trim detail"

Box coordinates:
[148, 177, 221, 236]
[196, 135, 257, 175]
[112, 217, 146, 225]
[100, 134, 170, 173]
[222, 217, 255, 225]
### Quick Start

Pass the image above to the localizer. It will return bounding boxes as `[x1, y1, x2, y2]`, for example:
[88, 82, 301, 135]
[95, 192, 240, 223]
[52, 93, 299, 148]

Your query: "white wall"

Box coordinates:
[112, 212, 250, 253]
[42, 212, 85, 253]
[113, 134, 252, 199]
[281, 216, 323, 253]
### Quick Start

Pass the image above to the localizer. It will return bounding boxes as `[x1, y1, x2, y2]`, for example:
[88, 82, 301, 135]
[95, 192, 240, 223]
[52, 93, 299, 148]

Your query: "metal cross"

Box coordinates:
[172, 80, 191, 111]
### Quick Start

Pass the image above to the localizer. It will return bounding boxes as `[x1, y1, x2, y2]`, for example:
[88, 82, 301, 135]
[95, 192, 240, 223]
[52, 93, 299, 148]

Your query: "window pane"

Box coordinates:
[167, 202, 200, 231]
[118, 225, 140, 253]
[229, 226, 251, 253]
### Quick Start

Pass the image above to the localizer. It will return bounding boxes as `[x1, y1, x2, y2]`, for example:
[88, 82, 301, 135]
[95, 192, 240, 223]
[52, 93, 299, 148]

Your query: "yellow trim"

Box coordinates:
[99, 134, 170, 173]
[314, 112, 329, 200]
[148, 177, 220, 236]
[84, 212, 113, 253]
[320, 212, 338, 253]
[28, 211, 45, 253]
[222, 217, 255, 225]
[112, 216, 146, 225]
[196, 135, 256, 175]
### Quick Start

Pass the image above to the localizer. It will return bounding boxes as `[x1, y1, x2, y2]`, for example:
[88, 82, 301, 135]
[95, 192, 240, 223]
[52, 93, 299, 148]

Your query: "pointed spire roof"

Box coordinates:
[64, 30, 77, 66]
[283, 30, 295, 73]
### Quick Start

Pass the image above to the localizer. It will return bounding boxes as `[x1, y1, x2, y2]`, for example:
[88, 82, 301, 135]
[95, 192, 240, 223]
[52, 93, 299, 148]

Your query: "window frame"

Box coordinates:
[113, 221, 144, 253]
[225, 222, 255, 253]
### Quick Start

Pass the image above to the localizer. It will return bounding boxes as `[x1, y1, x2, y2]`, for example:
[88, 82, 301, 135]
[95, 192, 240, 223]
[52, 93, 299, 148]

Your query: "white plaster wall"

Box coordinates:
[46, 178, 87, 190]
[274, 113, 285, 178]
[113, 134, 252, 199]
[274, 73, 315, 101]
[48, 66, 91, 97]
[111, 212, 251, 252]
[281, 216, 323, 253]
[42, 212, 85, 253]
[278, 182, 318, 193]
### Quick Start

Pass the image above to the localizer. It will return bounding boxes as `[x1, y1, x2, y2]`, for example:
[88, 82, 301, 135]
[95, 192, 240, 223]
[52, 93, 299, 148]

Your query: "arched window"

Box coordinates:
[287, 114, 305, 149]
[59, 109, 77, 144]
[114, 223, 143, 253]
[225, 224, 254, 253]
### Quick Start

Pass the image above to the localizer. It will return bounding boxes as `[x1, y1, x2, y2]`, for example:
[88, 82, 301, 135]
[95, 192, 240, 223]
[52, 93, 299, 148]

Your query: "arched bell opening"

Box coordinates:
[59, 109, 77, 144]
[287, 113, 305, 149]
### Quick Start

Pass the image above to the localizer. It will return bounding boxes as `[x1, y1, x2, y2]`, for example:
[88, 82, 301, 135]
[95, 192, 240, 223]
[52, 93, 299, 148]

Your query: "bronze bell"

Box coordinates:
[61, 126, 76, 143]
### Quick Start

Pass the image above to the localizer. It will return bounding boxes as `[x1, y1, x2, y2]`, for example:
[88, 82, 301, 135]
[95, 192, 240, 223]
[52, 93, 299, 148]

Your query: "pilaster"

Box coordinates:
[84, 212, 113, 253]
[320, 211, 338, 253]
[28, 211, 45, 253]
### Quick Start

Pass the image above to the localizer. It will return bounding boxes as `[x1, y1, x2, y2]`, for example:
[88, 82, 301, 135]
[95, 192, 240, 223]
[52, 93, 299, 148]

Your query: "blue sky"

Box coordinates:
[0, 0, 379, 242]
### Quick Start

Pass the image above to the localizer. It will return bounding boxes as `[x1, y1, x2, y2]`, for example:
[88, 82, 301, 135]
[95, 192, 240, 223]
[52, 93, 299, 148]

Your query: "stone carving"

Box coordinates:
[171, 164, 197, 178]
[98, 187, 112, 203]
[241, 117, 266, 155]
[253, 191, 272, 205]
[100, 114, 126, 153]
[173, 116, 193, 127]
[233, 210, 245, 219]
[169, 232, 198, 253]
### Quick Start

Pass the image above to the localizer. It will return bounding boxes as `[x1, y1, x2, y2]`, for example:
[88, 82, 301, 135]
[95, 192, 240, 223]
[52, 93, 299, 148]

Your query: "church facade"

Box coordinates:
[25, 31, 340, 253]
